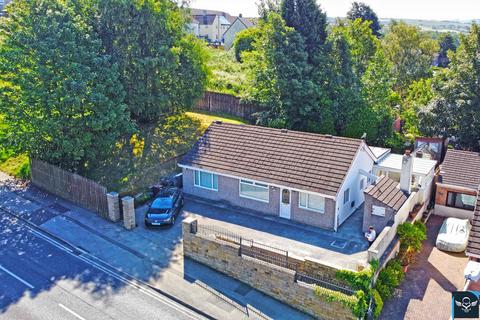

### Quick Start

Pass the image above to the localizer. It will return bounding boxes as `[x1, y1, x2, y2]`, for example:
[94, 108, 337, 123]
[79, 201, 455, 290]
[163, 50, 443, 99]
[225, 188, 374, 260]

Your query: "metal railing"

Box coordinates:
[193, 222, 353, 295]
[295, 273, 355, 296]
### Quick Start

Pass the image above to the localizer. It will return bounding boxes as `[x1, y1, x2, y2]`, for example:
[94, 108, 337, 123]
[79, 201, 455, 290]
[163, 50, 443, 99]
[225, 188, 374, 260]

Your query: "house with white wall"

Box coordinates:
[179, 122, 376, 231]
[223, 16, 256, 50]
[191, 9, 234, 42]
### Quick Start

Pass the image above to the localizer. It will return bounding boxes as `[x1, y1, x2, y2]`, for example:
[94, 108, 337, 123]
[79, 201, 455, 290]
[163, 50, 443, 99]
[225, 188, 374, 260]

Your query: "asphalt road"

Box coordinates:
[0, 212, 205, 320]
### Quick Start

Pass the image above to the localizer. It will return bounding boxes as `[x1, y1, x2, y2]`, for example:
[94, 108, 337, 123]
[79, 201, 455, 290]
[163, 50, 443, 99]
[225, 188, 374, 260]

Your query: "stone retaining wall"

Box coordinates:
[183, 218, 356, 320]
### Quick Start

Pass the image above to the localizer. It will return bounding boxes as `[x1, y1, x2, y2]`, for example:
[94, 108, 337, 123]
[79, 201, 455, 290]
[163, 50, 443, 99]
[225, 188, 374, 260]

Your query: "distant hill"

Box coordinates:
[327, 17, 478, 34]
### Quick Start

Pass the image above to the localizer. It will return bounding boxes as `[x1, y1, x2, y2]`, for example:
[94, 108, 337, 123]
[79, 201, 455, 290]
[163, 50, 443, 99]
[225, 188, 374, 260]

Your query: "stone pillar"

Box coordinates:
[122, 196, 136, 230]
[107, 192, 121, 222]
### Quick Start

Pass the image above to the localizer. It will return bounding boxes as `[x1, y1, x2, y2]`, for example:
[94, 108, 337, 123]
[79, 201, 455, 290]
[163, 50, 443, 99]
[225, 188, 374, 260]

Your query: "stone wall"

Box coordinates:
[183, 218, 356, 320]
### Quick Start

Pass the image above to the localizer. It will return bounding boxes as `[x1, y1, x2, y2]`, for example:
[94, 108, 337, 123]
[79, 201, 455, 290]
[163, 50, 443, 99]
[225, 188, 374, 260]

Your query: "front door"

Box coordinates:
[279, 188, 291, 219]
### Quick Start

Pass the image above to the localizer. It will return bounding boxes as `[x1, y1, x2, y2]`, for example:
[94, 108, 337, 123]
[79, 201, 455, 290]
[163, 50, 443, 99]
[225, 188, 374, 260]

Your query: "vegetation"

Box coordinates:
[397, 221, 427, 265]
[347, 2, 382, 37]
[372, 289, 383, 319]
[320, 260, 378, 318]
[206, 47, 248, 96]
[375, 259, 405, 300]
[0, 0, 207, 176]
[419, 24, 480, 151]
[233, 27, 261, 62]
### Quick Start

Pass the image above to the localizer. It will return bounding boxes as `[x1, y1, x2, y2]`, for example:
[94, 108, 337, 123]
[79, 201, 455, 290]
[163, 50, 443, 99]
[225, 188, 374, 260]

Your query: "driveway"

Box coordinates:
[183, 196, 370, 270]
[380, 215, 469, 320]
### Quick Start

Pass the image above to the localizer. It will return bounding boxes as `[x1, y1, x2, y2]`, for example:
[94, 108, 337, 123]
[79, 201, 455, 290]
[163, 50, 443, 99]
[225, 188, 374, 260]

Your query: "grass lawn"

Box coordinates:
[185, 110, 246, 129]
[87, 110, 246, 195]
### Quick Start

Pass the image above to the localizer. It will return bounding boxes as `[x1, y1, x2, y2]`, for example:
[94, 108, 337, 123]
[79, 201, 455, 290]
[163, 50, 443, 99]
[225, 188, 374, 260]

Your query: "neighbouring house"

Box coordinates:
[179, 122, 377, 231]
[363, 175, 408, 233]
[187, 17, 200, 37]
[466, 187, 480, 258]
[414, 137, 447, 163]
[191, 9, 235, 42]
[372, 149, 437, 205]
[435, 149, 480, 219]
[222, 15, 256, 50]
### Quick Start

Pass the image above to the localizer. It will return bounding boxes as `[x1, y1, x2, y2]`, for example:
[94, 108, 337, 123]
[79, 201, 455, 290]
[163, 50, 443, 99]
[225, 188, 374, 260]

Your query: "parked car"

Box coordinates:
[436, 217, 471, 252]
[145, 188, 184, 227]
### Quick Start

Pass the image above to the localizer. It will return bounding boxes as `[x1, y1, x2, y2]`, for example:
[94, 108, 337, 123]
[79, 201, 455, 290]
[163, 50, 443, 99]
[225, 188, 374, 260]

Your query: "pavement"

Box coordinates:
[0, 175, 311, 320]
[184, 196, 369, 271]
[0, 211, 196, 320]
[380, 215, 469, 320]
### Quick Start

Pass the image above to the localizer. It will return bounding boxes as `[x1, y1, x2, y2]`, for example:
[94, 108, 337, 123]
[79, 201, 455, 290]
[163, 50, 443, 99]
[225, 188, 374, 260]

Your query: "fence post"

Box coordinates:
[286, 251, 289, 269]
[239, 237, 242, 256]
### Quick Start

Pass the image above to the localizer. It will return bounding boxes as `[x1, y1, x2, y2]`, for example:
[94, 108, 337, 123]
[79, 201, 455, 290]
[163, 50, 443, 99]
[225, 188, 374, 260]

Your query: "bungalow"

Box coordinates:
[179, 122, 377, 231]
[435, 149, 480, 219]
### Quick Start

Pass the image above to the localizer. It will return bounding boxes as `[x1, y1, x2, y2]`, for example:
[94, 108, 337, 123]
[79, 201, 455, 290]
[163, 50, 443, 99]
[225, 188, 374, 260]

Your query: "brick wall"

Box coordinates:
[183, 218, 356, 320]
[291, 191, 336, 230]
[362, 193, 396, 233]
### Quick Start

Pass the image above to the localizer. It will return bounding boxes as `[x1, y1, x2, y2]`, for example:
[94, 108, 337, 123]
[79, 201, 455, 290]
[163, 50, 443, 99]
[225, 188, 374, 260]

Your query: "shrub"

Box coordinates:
[397, 221, 427, 264]
[375, 259, 404, 300]
[372, 289, 383, 319]
[233, 27, 260, 62]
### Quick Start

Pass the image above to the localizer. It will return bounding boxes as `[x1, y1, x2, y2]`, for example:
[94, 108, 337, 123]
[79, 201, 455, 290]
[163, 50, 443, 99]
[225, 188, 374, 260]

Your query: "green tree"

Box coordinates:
[0, 0, 132, 172]
[401, 78, 434, 137]
[437, 32, 457, 68]
[244, 13, 318, 130]
[233, 27, 261, 62]
[280, 0, 327, 62]
[329, 19, 395, 143]
[347, 2, 381, 37]
[382, 21, 438, 94]
[96, 0, 207, 123]
[420, 24, 480, 151]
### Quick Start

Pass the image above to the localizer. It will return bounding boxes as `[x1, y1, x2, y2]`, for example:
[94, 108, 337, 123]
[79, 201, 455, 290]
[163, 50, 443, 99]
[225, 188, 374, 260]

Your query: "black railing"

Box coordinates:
[295, 273, 355, 296]
[193, 223, 354, 295]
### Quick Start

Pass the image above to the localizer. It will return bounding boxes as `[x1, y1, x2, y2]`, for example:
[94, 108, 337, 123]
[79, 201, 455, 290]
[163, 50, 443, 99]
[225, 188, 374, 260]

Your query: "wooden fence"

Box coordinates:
[30, 159, 108, 218]
[194, 91, 262, 121]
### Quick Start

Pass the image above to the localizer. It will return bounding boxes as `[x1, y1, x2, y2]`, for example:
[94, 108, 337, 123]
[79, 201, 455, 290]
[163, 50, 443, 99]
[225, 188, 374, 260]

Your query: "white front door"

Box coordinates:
[279, 188, 291, 219]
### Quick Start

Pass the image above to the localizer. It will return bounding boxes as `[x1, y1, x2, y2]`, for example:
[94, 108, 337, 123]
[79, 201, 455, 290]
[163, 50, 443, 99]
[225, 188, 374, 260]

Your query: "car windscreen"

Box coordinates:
[151, 197, 173, 209]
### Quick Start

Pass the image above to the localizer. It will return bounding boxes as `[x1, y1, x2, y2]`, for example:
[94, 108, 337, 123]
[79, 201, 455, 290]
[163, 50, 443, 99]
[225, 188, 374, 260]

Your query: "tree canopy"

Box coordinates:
[0, 0, 132, 172]
[347, 2, 382, 37]
[280, 0, 327, 62]
[420, 24, 480, 151]
[382, 21, 438, 94]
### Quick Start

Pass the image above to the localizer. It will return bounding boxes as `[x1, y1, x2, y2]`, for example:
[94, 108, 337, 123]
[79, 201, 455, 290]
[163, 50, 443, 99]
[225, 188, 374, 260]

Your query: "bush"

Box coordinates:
[372, 289, 383, 319]
[375, 259, 404, 300]
[233, 27, 260, 62]
[397, 221, 426, 251]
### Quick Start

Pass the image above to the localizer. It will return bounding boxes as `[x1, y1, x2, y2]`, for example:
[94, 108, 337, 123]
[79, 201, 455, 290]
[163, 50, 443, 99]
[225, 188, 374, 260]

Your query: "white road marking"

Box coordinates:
[58, 303, 87, 320]
[0, 265, 35, 289]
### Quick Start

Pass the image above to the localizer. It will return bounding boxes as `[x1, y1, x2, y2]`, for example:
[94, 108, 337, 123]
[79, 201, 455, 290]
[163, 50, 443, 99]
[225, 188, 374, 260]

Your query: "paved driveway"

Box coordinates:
[380, 215, 469, 320]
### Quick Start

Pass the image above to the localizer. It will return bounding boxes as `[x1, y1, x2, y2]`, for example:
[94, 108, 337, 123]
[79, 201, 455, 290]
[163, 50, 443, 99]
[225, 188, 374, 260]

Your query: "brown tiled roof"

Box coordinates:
[440, 149, 480, 190]
[467, 190, 480, 256]
[364, 175, 407, 211]
[179, 122, 365, 197]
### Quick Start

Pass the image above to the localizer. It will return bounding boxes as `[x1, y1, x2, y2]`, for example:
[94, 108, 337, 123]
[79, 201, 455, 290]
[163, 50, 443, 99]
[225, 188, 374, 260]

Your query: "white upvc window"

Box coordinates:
[239, 179, 269, 202]
[343, 188, 350, 205]
[299, 192, 325, 213]
[194, 170, 218, 191]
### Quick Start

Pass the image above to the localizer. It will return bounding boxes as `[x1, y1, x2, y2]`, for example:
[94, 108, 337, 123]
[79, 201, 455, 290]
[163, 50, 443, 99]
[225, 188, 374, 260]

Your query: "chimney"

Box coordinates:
[239, 13, 243, 18]
[400, 150, 413, 194]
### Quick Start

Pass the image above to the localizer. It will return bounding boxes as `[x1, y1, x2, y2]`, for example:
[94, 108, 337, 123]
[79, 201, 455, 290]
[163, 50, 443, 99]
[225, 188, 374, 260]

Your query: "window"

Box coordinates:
[343, 188, 350, 205]
[239, 180, 269, 202]
[388, 171, 401, 182]
[372, 205, 386, 217]
[359, 178, 365, 191]
[446, 192, 476, 211]
[299, 192, 325, 213]
[194, 170, 218, 190]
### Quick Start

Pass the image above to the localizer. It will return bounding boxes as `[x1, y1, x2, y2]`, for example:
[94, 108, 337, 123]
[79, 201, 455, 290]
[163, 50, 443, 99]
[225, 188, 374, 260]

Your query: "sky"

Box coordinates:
[190, 0, 480, 21]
